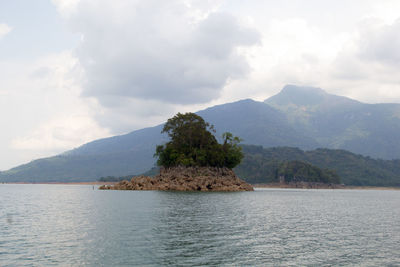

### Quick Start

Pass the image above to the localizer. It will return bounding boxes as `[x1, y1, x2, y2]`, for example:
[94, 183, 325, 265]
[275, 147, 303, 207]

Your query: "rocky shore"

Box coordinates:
[99, 166, 253, 191]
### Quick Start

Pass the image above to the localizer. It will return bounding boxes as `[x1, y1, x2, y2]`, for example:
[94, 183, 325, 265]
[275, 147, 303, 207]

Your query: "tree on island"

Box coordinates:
[155, 113, 243, 169]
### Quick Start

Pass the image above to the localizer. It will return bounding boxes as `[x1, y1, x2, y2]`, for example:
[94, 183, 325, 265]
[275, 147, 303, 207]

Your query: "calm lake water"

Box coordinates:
[1, 185, 400, 266]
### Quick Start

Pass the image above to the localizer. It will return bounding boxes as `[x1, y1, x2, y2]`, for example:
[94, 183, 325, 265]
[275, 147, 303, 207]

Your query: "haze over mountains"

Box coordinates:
[266, 85, 400, 159]
[1, 85, 400, 182]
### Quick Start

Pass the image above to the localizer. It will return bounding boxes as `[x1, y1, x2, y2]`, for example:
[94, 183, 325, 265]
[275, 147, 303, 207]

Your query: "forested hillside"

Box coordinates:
[235, 145, 400, 186]
[265, 85, 400, 160]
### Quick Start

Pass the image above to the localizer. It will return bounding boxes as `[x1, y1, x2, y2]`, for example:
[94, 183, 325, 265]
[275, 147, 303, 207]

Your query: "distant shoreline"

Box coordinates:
[2, 181, 399, 190]
[254, 183, 400, 190]
[2, 181, 117, 185]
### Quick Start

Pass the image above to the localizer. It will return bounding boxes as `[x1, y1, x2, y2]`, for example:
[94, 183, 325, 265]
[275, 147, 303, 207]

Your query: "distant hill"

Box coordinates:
[0, 125, 167, 182]
[265, 85, 400, 159]
[1, 84, 400, 182]
[235, 145, 400, 186]
[0, 99, 316, 182]
[199, 99, 317, 149]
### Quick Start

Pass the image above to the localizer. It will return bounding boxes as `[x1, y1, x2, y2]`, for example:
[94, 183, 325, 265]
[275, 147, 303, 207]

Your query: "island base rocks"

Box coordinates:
[99, 166, 253, 191]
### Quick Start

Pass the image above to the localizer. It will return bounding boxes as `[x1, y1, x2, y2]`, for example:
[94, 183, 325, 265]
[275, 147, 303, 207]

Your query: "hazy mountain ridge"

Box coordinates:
[1, 85, 400, 183]
[265, 85, 400, 159]
[64, 124, 166, 156]
[198, 99, 318, 149]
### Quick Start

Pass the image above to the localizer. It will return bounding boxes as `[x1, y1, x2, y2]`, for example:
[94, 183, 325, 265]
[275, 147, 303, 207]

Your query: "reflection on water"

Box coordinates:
[1, 185, 400, 266]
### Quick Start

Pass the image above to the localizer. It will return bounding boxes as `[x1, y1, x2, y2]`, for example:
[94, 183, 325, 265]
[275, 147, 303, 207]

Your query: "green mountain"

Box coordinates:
[265, 85, 400, 159]
[0, 99, 314, 182]
[236, 145, 400, 186]
[0, 125, 166, 182]
[1, 85, 400, 183]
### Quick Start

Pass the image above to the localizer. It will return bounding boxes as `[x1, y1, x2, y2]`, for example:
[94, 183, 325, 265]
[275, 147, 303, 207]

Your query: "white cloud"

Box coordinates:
[51, 0, 81, 17]
[0, 51, 111, 169]
[216, 17, 348, 102]
[47, 1, 400, 126]
[367, 0, 400, 24]
[0, 23, 12, 39]
[326, 17, 400, 103]
[216, 13, 400, 105]
[77, 1, 258, 104]
[11, 115, 109, 151]
[357, 18, 400, 66]
[54, 0, 259, 132]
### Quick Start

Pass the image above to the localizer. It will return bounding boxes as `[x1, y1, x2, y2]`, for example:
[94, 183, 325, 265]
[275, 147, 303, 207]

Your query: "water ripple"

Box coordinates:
[1, 185, 400, 266]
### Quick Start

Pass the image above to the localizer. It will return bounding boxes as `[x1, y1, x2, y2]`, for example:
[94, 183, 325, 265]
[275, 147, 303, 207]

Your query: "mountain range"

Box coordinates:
[1, 85, 400, 183]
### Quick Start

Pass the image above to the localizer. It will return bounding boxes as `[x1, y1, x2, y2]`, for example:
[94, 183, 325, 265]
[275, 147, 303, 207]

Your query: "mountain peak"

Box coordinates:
[265, 84, 360, 108]
[281, 84, 326, 95]
[265, 85, 328, 106]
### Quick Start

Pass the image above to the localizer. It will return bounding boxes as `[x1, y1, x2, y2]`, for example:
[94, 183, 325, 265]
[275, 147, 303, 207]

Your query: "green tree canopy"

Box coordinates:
[155, 113, 243, 168]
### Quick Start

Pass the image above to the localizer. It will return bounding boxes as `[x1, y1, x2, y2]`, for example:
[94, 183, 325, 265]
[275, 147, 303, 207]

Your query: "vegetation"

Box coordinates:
[155, 113, 243, 168]
[276, 160, 340, 184]
[235, 145, 400, 186]
[234, 154, 339, 184]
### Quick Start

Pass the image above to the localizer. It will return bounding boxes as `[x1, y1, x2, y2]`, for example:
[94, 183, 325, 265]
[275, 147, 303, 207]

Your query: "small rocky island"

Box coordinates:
[100, 166, 253, 191]
[100, 113, 253, 192]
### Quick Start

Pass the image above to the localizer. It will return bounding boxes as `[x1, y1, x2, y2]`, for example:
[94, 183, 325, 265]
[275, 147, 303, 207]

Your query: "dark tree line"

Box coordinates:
[276, 160, 340, 184]
[234, 145, 400, 186]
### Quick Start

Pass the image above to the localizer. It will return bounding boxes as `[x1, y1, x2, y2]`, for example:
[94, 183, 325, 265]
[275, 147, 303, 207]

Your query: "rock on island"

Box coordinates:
[99, 166, 253, 192]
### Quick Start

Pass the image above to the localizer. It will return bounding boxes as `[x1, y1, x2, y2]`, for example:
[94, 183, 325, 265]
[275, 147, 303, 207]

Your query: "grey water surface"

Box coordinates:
[1, 184, 400, 266]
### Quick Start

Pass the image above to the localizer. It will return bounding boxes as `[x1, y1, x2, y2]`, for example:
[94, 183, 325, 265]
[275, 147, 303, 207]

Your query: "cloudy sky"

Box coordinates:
[1, 0, 400, 170]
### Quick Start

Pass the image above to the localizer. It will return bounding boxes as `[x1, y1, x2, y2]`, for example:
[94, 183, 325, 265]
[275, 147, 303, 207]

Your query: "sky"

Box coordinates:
[1, 0, 400, 170]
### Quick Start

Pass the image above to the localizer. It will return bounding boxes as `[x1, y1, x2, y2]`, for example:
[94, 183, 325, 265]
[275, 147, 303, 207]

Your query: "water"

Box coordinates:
[1, 185, 400, 266]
